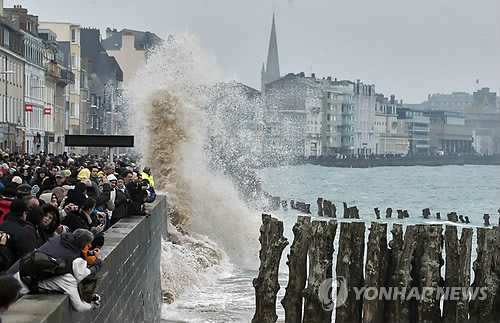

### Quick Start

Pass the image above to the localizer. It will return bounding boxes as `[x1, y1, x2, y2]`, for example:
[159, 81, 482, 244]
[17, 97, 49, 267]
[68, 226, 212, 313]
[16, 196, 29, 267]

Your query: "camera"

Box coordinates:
[0, 231, 10, 240]
[87, 249, 95, 257]
[98, 217, 106, 226]
[71, 205, 79, 211]
[92, 294, 101, 306]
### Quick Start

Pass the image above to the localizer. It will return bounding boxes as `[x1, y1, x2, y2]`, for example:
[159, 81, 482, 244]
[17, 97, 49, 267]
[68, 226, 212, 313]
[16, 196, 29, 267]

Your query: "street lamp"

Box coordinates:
[1, 70, 15, 123]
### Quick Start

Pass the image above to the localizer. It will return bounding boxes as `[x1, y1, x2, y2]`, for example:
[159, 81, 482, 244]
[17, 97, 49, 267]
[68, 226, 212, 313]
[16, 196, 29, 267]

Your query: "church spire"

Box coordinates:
[265, 13, 280, 86]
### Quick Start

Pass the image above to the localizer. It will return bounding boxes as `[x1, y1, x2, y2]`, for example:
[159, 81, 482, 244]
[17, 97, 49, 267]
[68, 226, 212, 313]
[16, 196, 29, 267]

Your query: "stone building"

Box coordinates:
[39, 22, 82, 142]
[397, 107, 431, 154]
[424, 110, 473, 154]
[375, 94, 408, 155]
[81, 28, 123, 138]
[0, 13, 24, 153]
[102, 28, 161, 87]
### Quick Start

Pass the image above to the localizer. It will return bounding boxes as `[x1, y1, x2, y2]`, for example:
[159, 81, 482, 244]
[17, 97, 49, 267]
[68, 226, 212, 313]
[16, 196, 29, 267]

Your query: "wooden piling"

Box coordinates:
[343, 202, 350, 218]
[302, 220, 337, 323]
[455, 228, 473, 322]
[443, 226, 460, 323]
[335, 222, 365, 323]
[282, 216, 312, 323]
[469, 227, 500, 323]
[386, 207, 392, 218]
[252, 214, 289, 323]
[363, 222, 388, 323]
[374, 208, 380, 220]
[385, 225, 418, 323]
[317, 198, 323, 217]
[413, 225, 443, 323]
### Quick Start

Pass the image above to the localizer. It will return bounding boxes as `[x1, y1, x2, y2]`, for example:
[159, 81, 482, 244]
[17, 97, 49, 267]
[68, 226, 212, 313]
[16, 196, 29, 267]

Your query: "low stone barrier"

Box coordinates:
[3, 195, 168, 323]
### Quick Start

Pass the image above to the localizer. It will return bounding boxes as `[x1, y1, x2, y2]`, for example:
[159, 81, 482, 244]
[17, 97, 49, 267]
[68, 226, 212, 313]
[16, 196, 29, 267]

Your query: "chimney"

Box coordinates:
[390, 94, 395, 104]
[311, 73, 315, 79]
[106, 27, 113, 39]
[327, 76, 331, 81]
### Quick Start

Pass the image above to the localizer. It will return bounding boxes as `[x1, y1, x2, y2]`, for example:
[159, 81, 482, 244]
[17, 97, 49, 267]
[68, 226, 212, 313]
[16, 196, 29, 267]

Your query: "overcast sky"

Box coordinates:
[5, 0, 499, 103]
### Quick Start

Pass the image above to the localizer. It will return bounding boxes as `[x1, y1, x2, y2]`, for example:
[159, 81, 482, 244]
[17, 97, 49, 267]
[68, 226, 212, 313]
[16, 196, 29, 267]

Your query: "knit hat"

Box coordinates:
[107, 174, 117, 181]
[11, 176, 22, 185]
[77, 168, 90, 180]
[66, 189, 87, 208]
[17, 183, 32, 196]
[64, 169, 71, 177]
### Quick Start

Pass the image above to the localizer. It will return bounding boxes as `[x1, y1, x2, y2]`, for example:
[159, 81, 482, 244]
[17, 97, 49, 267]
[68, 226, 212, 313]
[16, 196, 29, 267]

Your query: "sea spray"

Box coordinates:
[127, 34, 261, 301]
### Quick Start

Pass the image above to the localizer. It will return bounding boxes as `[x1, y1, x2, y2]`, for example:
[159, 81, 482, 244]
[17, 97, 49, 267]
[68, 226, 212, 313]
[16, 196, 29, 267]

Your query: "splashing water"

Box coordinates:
[127, 34, 262, 303]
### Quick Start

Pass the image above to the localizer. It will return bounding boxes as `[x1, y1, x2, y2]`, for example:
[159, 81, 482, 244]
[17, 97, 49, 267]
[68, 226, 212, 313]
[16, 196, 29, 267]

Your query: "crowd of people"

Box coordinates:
[0, 150, 156, 316]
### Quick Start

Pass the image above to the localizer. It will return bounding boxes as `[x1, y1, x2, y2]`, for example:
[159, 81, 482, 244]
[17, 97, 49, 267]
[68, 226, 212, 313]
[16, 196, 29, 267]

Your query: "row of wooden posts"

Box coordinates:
[266, 195, 498, 227]
[252, 214, 500, 323]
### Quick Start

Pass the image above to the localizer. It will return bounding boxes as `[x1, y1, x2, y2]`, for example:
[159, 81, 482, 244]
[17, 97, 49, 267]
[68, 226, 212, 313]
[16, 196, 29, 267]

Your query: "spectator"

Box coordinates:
[24, 205, 43, 248]
[12, 229, 102, 312]
[0, 275, 22, 320]
[140, 167, 155, 188]
[55, 170, 68, 187]
[103, 163, 115, 176]
[110, 177, 131, 226]
[29, 167, 47, 187]
[0, 200, 35, 267]
[38, 204, 62, 246]
[0, 232, 13, 272]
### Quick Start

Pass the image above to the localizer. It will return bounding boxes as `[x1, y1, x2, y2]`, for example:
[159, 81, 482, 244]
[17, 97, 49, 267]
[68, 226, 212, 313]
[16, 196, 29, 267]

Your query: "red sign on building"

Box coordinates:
[25, 104, 33, 112]
[44, 107, 51, 115]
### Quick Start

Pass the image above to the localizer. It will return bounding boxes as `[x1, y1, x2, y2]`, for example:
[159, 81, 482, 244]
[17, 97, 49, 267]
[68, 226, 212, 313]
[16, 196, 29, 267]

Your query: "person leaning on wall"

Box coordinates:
[0, 275, 22, 322]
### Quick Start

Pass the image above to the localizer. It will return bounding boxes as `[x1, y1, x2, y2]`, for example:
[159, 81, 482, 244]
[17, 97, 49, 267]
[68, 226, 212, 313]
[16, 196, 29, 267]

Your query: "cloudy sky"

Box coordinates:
[5, 0, 499, 103]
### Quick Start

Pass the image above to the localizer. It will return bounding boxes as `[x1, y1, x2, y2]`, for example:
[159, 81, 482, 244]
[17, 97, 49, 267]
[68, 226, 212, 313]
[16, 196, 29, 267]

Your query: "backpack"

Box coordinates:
[19, 251, 70, 293]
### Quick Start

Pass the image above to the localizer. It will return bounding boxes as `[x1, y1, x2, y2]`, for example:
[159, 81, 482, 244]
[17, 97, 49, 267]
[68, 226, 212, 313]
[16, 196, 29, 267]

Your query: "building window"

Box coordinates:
[3, 29, 9, 46]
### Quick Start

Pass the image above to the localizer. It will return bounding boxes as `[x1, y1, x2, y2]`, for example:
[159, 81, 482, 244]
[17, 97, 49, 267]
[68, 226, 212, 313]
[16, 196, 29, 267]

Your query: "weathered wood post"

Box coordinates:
[458, 215, 465, 223]
[436, 212, 441, 220]
[252, 214, 289, 323]
[282, 200, 288, 211]
[422, 208, 430, 219]
[443, 226, 473, 323]
[303, 220, 337, 323]
[343, 202, 350, 218]
[349, 206, 358, 219]
[332, 202, 337, 218]
[483, 214, 490, 226]
[464, 216, 470, 224]
[374, 208, 380, 220]
[282, 216, 312, 323]
[397, 209, 404, 219]
[363, 222, 388, 323]
[385, 225, 419, 323]
[412, 224, 443, 323]
[335, 222, 366, 323]
[291, 200, 295, 209]
[386, 207, 392, 218]
[317, 198, 324, 217]
[326, 201, 333, 218]
[305, 204, 311, 214]
[403, 210, 409, 218]
[469, 227, 500, 323]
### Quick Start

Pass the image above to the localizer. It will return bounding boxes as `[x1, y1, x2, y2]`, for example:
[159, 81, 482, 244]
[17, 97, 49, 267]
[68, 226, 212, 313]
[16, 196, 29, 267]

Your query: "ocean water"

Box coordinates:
[162, 164, 500, 323]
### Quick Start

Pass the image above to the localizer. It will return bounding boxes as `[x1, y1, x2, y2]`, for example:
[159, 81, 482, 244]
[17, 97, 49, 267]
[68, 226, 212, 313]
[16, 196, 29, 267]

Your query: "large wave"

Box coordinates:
[127, 34, 261, 301]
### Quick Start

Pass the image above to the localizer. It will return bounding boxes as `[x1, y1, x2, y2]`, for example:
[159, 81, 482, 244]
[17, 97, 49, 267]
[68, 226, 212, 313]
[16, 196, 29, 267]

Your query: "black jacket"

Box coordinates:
[112, 188, 130, 220]
[62, 210, 91, 232]
[0, 216, 36, 266]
